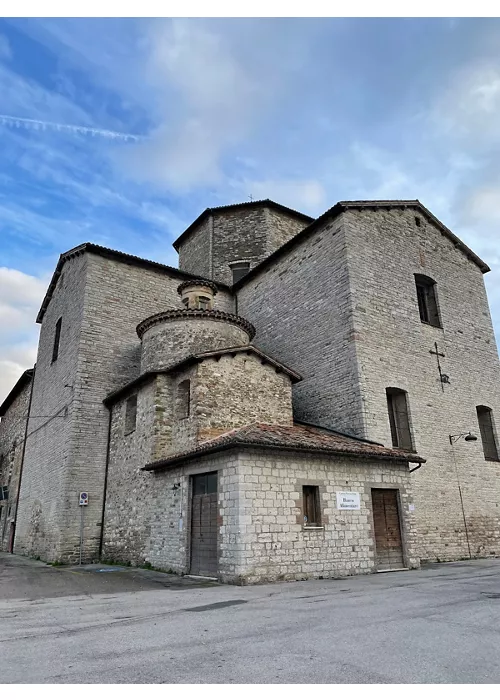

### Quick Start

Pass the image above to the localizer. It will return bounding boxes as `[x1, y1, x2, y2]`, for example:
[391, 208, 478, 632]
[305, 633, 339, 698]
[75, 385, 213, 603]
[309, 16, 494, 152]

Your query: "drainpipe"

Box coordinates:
[98, 407, 113, 560]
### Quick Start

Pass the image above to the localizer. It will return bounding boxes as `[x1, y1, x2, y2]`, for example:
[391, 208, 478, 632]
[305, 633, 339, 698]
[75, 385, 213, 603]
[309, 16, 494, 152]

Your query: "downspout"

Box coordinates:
[10, 365, 36, 553]
[98, 406, 113, 559]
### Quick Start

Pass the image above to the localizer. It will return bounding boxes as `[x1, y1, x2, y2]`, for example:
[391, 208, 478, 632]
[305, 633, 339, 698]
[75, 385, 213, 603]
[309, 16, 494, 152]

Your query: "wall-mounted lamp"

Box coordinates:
[449, 432, 478, 445]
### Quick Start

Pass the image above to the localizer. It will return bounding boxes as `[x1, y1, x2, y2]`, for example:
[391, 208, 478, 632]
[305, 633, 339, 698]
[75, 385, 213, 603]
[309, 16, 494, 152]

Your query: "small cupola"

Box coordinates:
[177, 279, 218, 311]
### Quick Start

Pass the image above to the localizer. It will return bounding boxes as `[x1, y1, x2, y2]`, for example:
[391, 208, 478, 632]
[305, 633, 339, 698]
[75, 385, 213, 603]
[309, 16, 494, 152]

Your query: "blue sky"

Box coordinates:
[1, 17, 500, 401]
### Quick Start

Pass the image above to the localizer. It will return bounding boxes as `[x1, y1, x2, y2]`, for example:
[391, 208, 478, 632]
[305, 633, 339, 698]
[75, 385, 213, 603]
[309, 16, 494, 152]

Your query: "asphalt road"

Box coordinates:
[2, 552, 500, 683]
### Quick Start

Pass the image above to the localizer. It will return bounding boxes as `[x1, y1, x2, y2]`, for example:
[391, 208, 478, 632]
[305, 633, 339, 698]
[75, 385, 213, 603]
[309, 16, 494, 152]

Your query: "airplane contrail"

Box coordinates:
[0, 114, 141, 142]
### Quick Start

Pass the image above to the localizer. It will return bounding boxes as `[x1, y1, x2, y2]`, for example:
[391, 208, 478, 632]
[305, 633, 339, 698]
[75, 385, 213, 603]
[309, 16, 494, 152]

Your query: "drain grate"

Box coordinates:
[481, 592, 500, 599]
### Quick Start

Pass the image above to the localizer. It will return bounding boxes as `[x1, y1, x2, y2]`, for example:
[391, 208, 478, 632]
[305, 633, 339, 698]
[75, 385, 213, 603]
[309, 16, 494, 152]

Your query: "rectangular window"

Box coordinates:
[52, 317, 62, 363]
[303, 485, 321, 526]
[414, 275, 441, 328]
[0, 485, 8, 501]
[476, 406, 499, 461]
[386, 388, 414, 451]
[124, 395, 138, 435]
[230, 262, 250, 285]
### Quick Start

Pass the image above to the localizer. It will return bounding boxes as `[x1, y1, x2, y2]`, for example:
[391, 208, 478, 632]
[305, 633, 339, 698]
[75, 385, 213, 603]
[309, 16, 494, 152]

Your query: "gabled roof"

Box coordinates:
[233, 199, 490, 290]
[172, 199, 314, 252]
[36, 243, 230, 323]
[0, 368, 34, 418]
[143, 421, 424, 470]
[103, 345, 302, 407]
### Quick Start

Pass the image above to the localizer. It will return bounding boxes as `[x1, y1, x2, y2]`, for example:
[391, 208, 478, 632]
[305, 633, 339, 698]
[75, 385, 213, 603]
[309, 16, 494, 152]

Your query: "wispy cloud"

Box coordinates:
[0, 114, 140, 141]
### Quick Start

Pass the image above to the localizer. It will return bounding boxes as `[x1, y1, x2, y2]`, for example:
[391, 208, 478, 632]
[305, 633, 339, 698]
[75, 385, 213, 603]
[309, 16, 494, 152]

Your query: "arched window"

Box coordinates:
[414, 274, 441, 328]
[476, 406, 499, 461]
[198, 296, 211, 310]
[177, 380, 191, 419]
[386, 387, 414, 451]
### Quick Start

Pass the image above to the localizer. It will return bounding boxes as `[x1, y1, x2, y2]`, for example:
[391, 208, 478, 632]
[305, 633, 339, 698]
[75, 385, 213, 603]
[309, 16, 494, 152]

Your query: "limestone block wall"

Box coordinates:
[195, 353, 294, 441]
[343, 207, 500, 562]
[0, 375, 32, 551]
[139, 315, 251, 373]
[177, 205, 310, 287]
[148, 452, 240, 578]
[233, 450, 419, 584]
[237, 213, 365, 436]
[101, 382, 157, 565]
[15, 254, 88, 562]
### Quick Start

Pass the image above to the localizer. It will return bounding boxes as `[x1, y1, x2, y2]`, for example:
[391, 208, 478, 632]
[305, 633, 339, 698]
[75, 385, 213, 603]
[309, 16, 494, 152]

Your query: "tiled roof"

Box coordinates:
[143, 421, 424, 471]
[172, 199, 314, 251]
[103, 345, 302, 406]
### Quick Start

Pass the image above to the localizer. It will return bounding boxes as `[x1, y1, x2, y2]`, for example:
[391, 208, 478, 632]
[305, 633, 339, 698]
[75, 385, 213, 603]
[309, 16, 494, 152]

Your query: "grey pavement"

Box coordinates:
[1, 552, 500, 683]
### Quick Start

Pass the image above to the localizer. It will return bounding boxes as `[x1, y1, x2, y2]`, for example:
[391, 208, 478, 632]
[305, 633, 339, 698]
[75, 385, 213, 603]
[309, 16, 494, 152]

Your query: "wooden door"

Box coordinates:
[190, 472, 218, 576]
[371, 489, 404, 571]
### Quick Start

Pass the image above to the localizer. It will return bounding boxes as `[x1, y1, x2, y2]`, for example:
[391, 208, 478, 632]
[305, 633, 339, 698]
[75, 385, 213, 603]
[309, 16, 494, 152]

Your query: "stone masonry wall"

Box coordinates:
[0, 376, 32, 551]
[62, 252, 235, 563]
[177, 206, 309, 287]
[15, 254, 88, 562]
[140, 316, 250, 373]
[344, 207, 500, 562]
[195, 353, 294, 442]
[237, 213, 365, 436]
[177, 217, 212, 279]
[101, 381, 157, 565]
[234, 450, 419, 584]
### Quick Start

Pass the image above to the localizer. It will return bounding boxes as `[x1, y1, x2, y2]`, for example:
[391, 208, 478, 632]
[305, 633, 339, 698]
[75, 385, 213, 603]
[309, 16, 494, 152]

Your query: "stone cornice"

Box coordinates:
[136, 309, 256, 340]
[177, 279, 219, 295]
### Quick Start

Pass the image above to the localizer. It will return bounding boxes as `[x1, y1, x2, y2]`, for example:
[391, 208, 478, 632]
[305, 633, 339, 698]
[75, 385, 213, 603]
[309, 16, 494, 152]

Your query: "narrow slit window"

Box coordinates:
[303, 485, 321, 526]
[52, 317, 62, 362]
[386, 388, 414, 451]
[197, 296, 211, 310]
[177, 380, 191, 419]
[124, 394, 138, 435]
[476, 406, 499, 461]
[414, 274, 441, 328]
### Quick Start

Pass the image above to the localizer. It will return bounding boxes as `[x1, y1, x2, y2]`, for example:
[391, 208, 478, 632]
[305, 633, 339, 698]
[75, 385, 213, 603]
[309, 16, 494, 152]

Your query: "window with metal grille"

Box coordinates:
[52, 317, 62, 362]
[476, 406, 499, 461]
[124, 394, 138, 435]
[230, 262, 250, 285]
[303, 485, 321, 526]
[177, 380, 191, 419]
[414, 274, 441, 328]
[0, 485, 9, 501]
[386, 388, 414, 451]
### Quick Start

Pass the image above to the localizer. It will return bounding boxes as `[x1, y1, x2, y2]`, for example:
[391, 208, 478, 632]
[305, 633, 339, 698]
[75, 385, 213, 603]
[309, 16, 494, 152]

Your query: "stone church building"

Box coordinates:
[1, 198, 500, 583]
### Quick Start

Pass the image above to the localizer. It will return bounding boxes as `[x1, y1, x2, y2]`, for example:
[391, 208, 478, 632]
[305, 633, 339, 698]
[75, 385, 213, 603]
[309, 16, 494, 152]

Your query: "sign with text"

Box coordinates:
[336, 491, 361, 510]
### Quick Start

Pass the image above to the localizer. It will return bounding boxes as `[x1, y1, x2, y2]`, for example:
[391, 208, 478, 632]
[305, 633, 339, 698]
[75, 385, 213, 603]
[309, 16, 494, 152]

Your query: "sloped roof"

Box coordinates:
[233, 199, 490, 289]
[36, 243, 230, 323]
[0, 368, 34, 417]
[143, 421, 424, 471]
[172, 199, 314, 252]
[103, 345, 302, 406]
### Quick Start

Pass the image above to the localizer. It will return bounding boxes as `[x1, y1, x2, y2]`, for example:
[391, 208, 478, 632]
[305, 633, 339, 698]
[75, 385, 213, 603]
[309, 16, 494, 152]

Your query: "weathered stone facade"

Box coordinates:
[3, 197, 500, 581]
[0, 370, 33, 552]
[145, 449, 418, 584]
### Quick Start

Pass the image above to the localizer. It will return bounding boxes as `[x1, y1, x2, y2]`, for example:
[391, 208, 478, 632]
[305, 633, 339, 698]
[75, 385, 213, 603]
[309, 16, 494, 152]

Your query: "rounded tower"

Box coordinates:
[137, 279, 255, 373]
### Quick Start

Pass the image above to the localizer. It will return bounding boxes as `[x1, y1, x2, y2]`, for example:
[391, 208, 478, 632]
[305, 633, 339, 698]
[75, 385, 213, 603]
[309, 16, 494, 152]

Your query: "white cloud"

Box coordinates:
[432, 62, 500, 145]
[0, 268, 46, 404]
[122, 20, 273, 190]
[243, 179, 326, 211]
[0, 34, 11, 61]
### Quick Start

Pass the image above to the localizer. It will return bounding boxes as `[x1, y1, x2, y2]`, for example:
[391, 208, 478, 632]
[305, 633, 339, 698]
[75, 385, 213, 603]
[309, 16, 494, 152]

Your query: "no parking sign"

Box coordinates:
[79, 492, 88, 506]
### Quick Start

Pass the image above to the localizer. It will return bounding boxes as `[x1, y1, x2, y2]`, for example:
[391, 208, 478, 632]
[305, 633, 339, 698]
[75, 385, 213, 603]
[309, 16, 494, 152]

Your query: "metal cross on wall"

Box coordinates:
[429, 342, 450, 391]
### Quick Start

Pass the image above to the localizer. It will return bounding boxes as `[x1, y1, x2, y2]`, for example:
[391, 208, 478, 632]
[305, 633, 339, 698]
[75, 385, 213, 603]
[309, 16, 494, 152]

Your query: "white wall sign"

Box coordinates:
[336, 491, 361, 510]
[79, 492, 89, 506]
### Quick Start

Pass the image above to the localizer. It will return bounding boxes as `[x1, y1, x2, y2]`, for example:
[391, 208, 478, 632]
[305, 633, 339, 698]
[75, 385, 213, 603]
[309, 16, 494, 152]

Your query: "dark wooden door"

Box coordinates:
[371, 489, 404, 571]
[190, 472, 218, 576]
